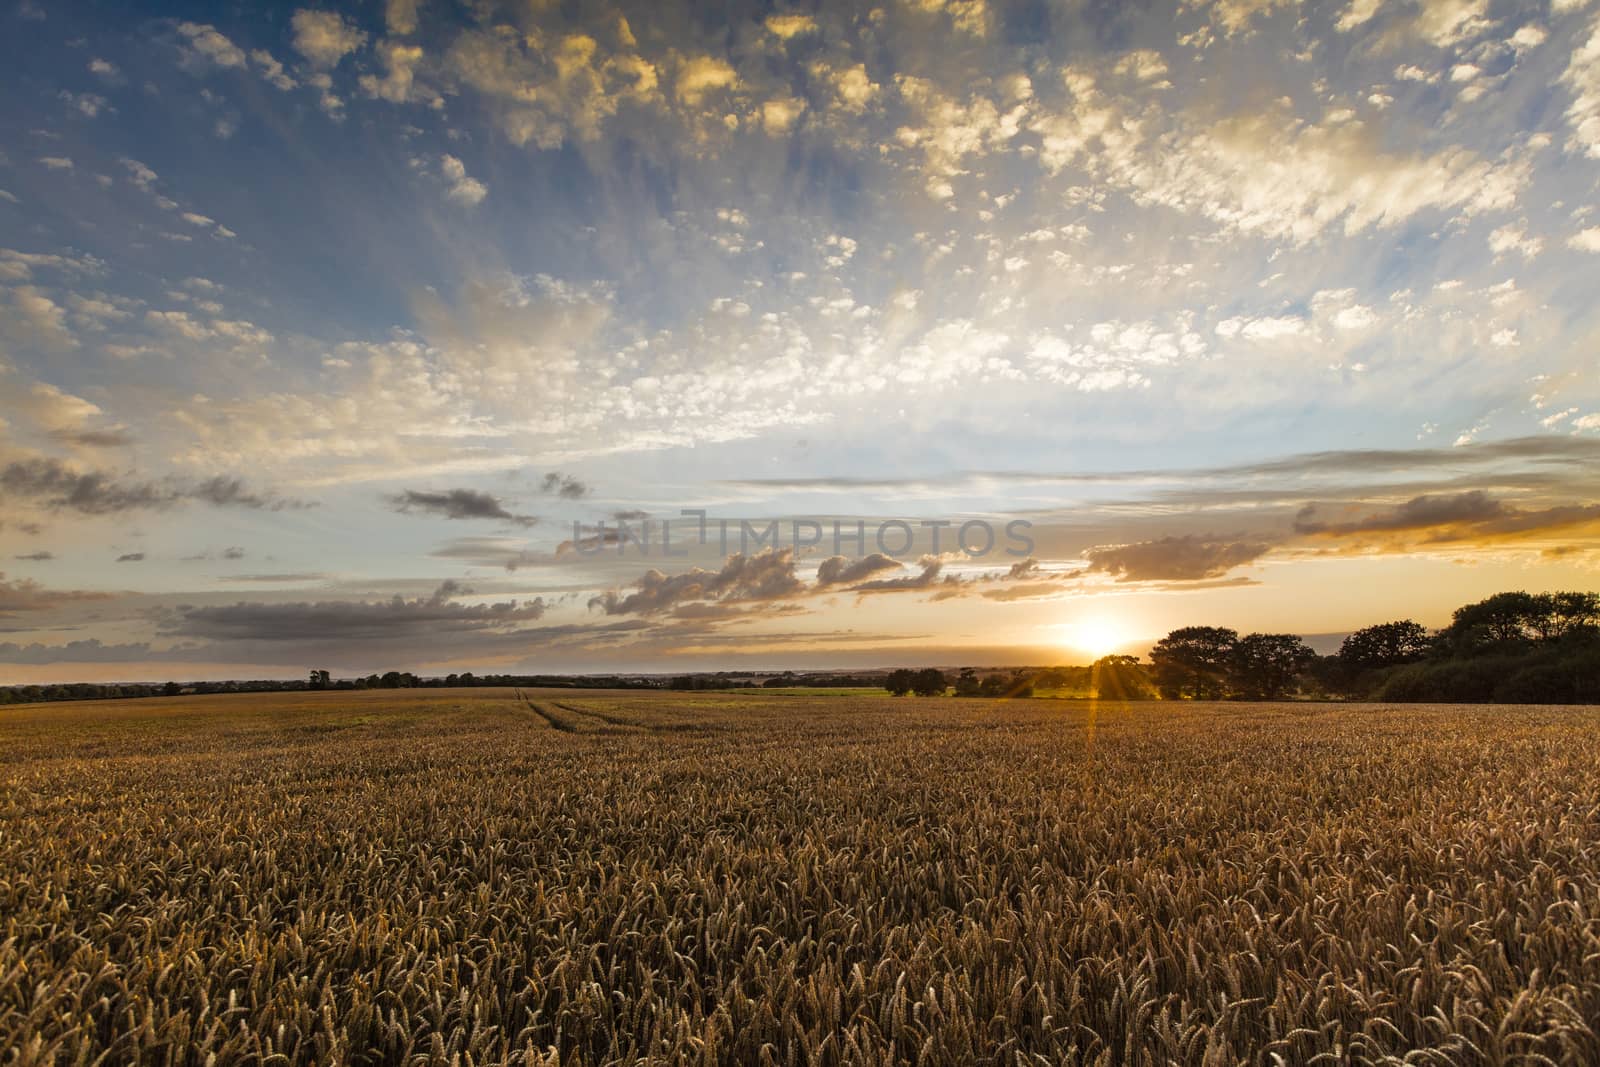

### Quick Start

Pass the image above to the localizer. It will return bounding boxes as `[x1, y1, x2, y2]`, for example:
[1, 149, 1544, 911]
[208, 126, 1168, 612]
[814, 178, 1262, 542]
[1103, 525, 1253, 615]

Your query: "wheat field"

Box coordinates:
[3, 689, 1600, 1065]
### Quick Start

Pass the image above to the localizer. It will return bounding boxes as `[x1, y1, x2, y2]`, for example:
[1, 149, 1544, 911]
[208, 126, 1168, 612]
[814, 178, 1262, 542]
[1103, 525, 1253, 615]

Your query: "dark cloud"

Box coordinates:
[430, 536, 546, 571]
[850, 555, 946, 593]
[722, 436, 1600, 493]
[0, 458, 311, 515]
[0, 638, 161, 664]
[1294, 491, 1506, 535]
[0, 572, 112, 617]
[1293, 492, 1600, 546]
[540, 472, 589, 499]
[161, 581, 546, 642]
[388, 488, 537, 526]
[814, 553, 902, 586]
[115, 552, 146, 562]
[192, 477, 312, 511]
[51, 428, 136, 448]
[1001, 557, 1077, 581]
[590, 548, 803, 615]
[1085, 535, 1272, 582]
[218, 573, 330, 583]
[222, 546, 246, 560]
[14, 551, 54, 562]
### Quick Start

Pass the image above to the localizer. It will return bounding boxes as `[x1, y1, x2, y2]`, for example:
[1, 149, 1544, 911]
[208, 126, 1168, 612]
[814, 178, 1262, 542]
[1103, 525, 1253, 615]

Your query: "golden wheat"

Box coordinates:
[3, 689, 1599, 1064]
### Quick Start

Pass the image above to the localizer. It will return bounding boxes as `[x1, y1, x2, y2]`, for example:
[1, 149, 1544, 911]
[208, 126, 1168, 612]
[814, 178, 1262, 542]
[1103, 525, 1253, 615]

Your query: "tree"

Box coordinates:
[954, 667, 982, 697]
[1338, 620, 1431, 671]
[1441, 591, 1600, 654]
[1091, 655, 1154, 700]
[911, 668, 948, 697]
[1149, 627, 1238, 699]
[1229, 633, 1315, 700]
[309, 669, 331, 690]
[884, 669, 915, 696]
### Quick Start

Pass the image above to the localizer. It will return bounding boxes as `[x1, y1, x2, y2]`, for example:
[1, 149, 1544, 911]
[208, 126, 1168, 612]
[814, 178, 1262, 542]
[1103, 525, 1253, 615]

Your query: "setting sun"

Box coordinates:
[1059, 617, 1133, 660]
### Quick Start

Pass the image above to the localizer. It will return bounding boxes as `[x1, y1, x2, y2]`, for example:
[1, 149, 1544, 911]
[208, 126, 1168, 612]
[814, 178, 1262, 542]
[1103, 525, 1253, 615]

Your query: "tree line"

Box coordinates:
[877, 590, 1600, 704]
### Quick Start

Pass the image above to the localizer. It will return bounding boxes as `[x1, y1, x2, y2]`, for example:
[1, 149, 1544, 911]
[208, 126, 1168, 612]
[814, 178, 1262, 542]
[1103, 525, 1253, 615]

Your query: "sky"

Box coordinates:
[2, 0, 1599, 682]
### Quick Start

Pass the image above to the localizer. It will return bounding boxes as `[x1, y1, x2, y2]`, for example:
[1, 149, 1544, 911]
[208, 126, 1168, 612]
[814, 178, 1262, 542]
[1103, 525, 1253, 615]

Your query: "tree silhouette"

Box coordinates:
[1150, 627, 1238, 699]
[1229, 633, 1315, 700]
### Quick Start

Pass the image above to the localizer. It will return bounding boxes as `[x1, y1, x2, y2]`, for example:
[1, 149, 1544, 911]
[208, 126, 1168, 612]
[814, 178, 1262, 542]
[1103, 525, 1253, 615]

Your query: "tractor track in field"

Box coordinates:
[550, 701, 643, 731]
[513, 691, 645, 734]
[511, 690, 576, 732]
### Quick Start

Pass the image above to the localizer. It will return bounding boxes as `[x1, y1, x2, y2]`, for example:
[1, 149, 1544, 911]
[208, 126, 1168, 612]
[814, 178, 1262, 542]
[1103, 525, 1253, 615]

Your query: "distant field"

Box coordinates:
[4, 690, 1600, 1064]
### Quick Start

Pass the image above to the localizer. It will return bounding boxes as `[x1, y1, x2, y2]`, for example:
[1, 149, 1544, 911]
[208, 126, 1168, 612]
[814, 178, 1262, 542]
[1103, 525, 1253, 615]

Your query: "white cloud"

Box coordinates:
[177, 22, 247, 69]
[1216, 315, 1308, 340]
[250, 49, 297, 91]
[1564, 15, 1600, 158]
[1034, 99, 1528, 244]
[1114, 50, 1169, 82]
[1181, 0, 1299, 36]
[1569, 227, 1600, 251]
[291, 10, 368, 70]
[441, 154, 487, 206]
[1332, 305, 1378, 330]
[675, 55, 739, 104]
[1335, 0, 1383, 31]
[759, 96, 806, 134]
[1489, 222, 1543, 259]
[360, 41, 429, 103]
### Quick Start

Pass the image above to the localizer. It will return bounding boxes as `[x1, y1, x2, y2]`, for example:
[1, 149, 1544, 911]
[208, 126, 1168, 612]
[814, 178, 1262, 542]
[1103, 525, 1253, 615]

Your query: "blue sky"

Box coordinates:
[2, 0, 1599, 679]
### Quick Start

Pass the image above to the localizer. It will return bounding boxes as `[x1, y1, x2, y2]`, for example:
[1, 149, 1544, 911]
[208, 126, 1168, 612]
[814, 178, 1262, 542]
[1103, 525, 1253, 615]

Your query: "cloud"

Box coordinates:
[443, 23, 660, 149]
[291, 10, 367, 70]
[1085, 535, 1272, 582]
[0, 572, 110, 617]
[1564, 12, 1600, 158]
[1570, 227, 1600, 252]
[1292, 491, 1600, 546]
[361, 40, 429, 103]
[440, 154, 487, 206]
[0, 459, 310, 516]
[218, 573, 331, 583]
[765, 14, 817, 39]
[115, 553, 146, 563]
[540, 472, 589, 499]
[14, 551, 53, 561]
[590, 548, 803, 614]
[386, 0, 421, 36]
[0, 639, 167, 665]
[849, 555, 947, 592]
[250, 49, 297, 90]
[430, 536, 546, 571]
[163, 581, 546, 642]
[675, 55, 739, 104]
[726, 436, 1600, 494]
[388, 488, 537, 526]
[177, 22, 247, 69]
[814, 553, 903, 585]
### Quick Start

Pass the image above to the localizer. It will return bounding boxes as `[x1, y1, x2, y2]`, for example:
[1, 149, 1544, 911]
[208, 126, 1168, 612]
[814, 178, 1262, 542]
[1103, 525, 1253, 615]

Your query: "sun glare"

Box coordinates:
[1060, 617, 1130, 660]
